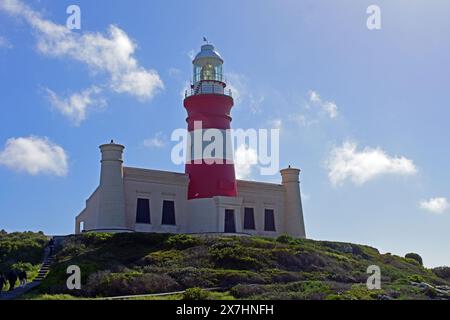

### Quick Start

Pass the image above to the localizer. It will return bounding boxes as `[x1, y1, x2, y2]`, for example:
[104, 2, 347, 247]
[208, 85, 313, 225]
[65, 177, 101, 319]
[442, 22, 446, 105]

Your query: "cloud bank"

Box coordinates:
[420, 197, 449, 214]
[0, 136, 68, 176]
[326, 141, 417, 186]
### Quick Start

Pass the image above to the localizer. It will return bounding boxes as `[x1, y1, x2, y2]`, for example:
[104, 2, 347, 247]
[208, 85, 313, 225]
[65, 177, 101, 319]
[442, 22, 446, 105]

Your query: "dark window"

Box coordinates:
[264, 209, 276, 231]
[136, 198, 151, 224]
[162, 200, 176, 225]
[224, 209, 236, 233]
[243, 208, 255, 230]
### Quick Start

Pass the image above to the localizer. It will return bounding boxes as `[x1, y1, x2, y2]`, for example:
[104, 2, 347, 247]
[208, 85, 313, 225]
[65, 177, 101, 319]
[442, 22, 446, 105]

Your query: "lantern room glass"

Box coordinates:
[193, 63, 223, 83]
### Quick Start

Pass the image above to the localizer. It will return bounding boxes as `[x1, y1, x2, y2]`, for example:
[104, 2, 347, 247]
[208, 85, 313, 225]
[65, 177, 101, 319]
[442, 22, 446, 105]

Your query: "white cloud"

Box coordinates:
[0, 0, 163, 100]
[0, 35, 12, 49]
[143, 132, 166, 148]
[326, 141, 417, 186]
[308, 90, 338, 119]
[289, 90, 338, 127]
[420, 197, 449, 214]
[0, 136, 68, 176]
[289, 113, 318, 127]
[45, 86, 106, 125]
[309, 91, 321, 103]
[234, 144, 258, 179]
[322, 101, 338, 119]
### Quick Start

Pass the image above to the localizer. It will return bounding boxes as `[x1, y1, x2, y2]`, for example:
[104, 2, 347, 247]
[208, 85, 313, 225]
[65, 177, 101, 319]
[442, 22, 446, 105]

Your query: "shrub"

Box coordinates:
[182, 287, 210, 300]
[0, 231, 48, 271]
[230, 284, 265, 299]
[209, 269, 266, 287]
[408, 274, 425, 283]
[166, 234, 200, 249]
[209, 244, 264, 270]
[272, 249, 325, 272]
[405, 253, 423, 266]
[81, 232, 113, 245]
[86, 271, 180, 297]
[168, 267, 213, 288]
[265, 269, 304, 283]
[129, 273, 180, 295]
[141, 250, 183, 267]
[276, 234, 295, 244]
[58, 242, 87, 258]
[328, 284, 382, 300]
[232, 281, 333, 300]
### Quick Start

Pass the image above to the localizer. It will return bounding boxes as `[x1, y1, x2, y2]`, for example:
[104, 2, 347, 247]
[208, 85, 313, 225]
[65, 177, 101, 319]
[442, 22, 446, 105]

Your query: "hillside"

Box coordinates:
[9, 232, 443, 300]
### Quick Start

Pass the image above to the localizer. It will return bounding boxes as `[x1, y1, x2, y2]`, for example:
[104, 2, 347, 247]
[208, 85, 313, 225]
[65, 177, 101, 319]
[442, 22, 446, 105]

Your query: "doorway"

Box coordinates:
[224, 209, 236, 233]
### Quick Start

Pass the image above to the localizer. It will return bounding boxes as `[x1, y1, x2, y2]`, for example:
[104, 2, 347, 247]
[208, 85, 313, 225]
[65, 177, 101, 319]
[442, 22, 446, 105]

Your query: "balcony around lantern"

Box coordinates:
[185, 79, 233, 98]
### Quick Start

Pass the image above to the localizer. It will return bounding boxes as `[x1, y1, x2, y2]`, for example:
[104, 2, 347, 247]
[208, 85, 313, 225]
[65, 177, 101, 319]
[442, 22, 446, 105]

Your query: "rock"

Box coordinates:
[410, 282, 450, 299]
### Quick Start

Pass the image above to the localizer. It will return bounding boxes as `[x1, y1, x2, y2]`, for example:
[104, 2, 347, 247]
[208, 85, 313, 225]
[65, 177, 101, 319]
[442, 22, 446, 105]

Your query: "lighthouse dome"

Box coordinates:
[193, 44, 223, 64]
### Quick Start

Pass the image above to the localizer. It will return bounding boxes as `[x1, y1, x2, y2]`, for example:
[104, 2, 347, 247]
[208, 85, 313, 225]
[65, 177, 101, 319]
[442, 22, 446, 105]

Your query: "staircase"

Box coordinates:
[0, 248, 55, 300]
[34, 254, 55, 282]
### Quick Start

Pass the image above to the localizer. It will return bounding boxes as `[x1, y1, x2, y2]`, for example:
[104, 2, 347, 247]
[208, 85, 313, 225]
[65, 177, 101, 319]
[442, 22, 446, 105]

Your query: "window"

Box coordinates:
[136, 198, 151, 224]
[243, 208, 255, 230]
[264, 209, 276, 232]
[201, 64, 215, 81]
[162, 200, 176, 225]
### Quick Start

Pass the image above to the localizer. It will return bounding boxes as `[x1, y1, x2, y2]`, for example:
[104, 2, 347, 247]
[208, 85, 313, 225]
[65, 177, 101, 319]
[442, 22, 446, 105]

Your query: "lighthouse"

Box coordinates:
[76, 42, 306, 238]
[184, 43, 237, 200]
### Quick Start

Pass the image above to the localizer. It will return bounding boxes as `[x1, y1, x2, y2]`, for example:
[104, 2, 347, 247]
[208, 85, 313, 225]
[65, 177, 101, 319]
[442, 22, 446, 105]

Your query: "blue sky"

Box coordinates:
[0, 0, 449, 267]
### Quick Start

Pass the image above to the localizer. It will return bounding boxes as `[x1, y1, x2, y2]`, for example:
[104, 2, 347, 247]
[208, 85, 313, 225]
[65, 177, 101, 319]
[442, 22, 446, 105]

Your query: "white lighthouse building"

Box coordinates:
[75, 43, 306, 238]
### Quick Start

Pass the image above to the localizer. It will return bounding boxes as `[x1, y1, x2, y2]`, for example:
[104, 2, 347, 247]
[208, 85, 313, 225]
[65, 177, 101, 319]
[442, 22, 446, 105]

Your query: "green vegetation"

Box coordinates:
[14, 232, 445, 300]
[182, 287, 211, 300]
[0, 230, 48, 289]
[0, 230, 48, 270]
[405, 253, 423, 266]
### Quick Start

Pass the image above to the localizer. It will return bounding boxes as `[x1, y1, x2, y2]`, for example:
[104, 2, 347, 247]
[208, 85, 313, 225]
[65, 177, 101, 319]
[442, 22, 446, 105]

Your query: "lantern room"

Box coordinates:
[189, 43, 230, 96]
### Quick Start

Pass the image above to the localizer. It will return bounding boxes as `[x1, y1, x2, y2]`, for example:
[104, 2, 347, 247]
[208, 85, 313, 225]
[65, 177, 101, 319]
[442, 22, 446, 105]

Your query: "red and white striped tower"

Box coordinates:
[184, 43, 237, 200]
